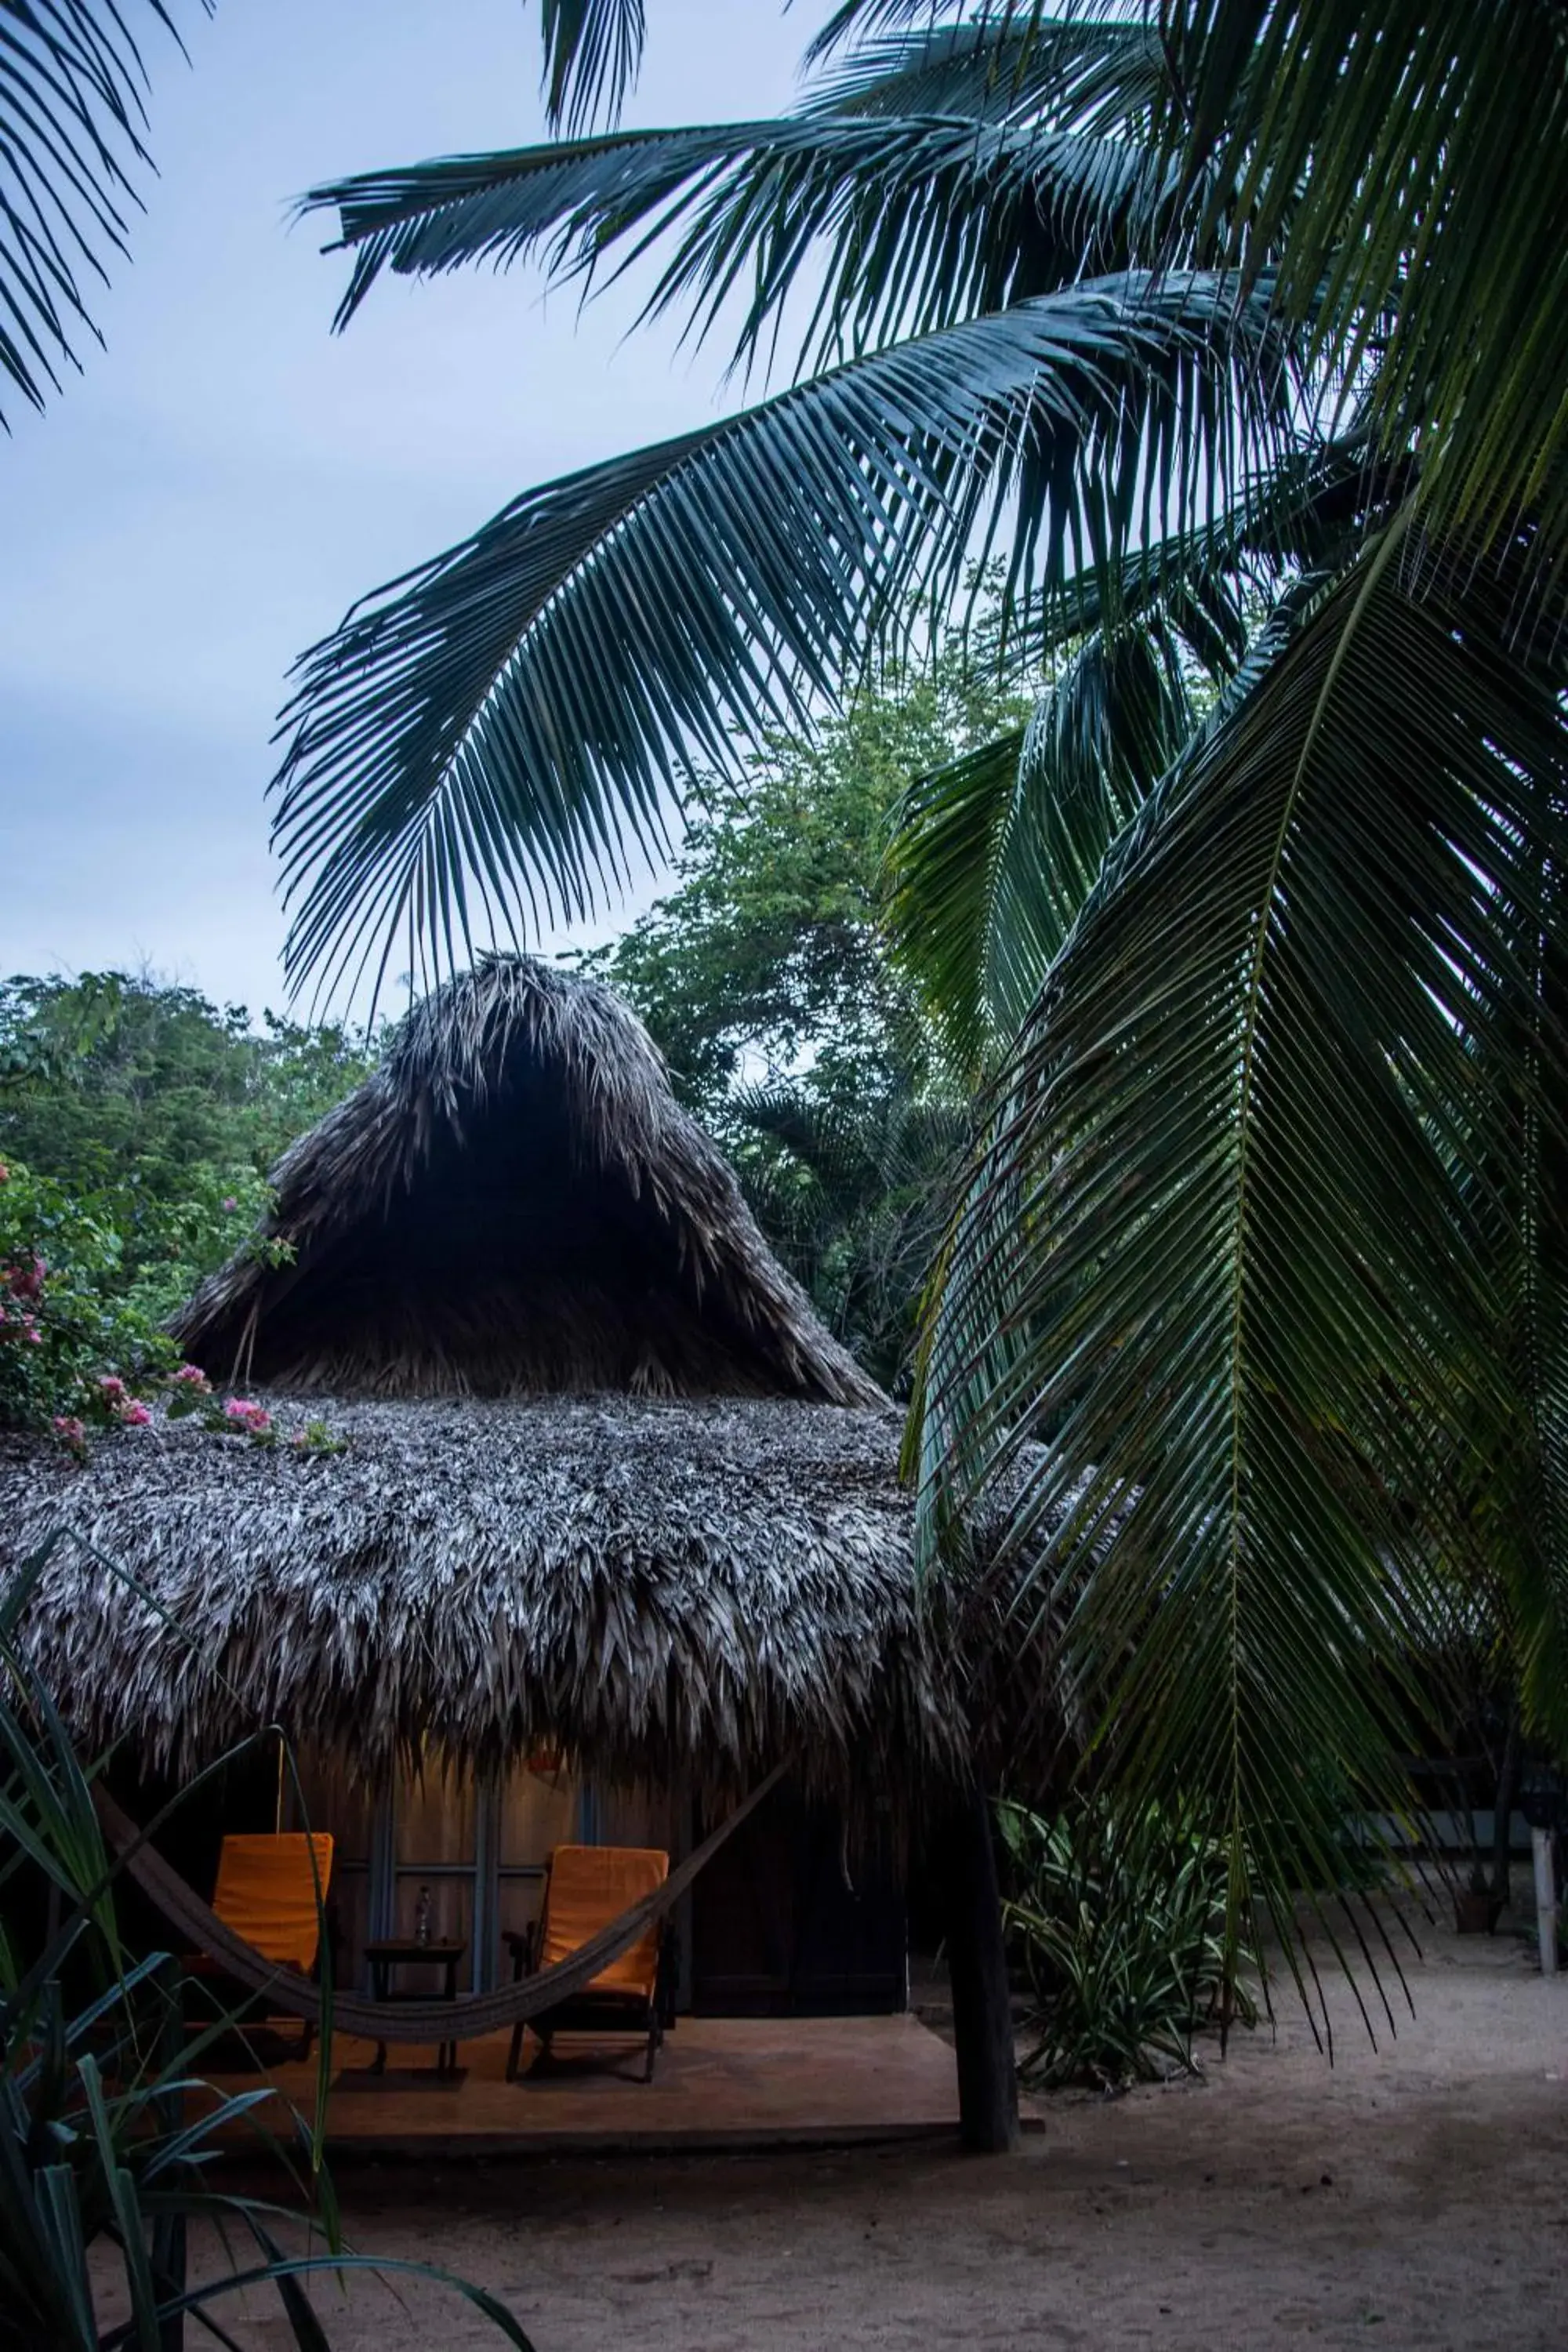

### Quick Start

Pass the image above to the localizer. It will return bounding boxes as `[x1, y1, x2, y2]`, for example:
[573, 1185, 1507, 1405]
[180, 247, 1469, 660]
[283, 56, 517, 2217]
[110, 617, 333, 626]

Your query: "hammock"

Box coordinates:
[93, 1762, 786, 2048]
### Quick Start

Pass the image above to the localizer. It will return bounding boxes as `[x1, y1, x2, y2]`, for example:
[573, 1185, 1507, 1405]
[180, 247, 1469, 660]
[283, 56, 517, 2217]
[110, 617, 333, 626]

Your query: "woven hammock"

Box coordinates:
[93, 1762, 786, 2046]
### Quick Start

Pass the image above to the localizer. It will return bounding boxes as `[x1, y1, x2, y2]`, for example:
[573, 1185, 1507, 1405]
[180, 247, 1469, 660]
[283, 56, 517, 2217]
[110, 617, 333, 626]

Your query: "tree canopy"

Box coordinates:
[0, 974, 373, 1430]
[579, 639, 1028, 1382]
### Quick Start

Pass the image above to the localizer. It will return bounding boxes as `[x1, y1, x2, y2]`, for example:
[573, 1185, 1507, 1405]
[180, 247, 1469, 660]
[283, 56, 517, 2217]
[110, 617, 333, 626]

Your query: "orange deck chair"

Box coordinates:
[186, 1831, 335, 2058]
[505, 1844, 672, 2083]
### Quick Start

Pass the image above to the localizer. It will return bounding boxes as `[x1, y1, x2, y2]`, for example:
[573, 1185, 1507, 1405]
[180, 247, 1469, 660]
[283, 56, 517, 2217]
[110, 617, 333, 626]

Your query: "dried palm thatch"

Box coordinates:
[3, 1396, 982, 1796]
[175, 953, 880, 1405]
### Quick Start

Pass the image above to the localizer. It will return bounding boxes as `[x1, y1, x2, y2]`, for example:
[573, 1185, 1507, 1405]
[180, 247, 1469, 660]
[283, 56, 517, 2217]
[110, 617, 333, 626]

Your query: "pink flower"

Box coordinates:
[223, 1397, 272, 1435]
[118, 1399, 152, 1427]
[7, 1255, 45, 1302]
[222, 1196, 239, 1214]
[172, 1363, 211, 1389]
[52, 1415, 86, 1453]
[25, 1327, 42, 1345]
[0, 1163, 9, 1181]
[97, 1374, 127, 1400]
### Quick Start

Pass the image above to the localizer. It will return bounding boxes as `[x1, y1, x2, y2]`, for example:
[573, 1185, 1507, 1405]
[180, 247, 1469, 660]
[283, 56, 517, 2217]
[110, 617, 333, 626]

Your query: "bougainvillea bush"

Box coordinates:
[0, 1156, 166, 1432]
[0, 1157, 339, 1457]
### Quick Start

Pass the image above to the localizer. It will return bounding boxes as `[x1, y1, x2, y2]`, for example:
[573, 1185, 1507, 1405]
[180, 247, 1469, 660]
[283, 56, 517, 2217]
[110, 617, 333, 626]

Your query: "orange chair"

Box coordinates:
[505, 1844, 671, 2083]
[187, 1831, 335, 2057]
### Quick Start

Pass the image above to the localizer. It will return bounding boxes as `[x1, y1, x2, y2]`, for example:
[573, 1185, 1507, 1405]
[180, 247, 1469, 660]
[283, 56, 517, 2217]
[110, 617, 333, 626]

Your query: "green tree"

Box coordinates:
[267, 0, 1568, 1999]
[577, 644, 1024, 1379]
[0, 973, 373, 1330]
[729, 1079, 969, 1392]
[576, 642, 1023, 1107]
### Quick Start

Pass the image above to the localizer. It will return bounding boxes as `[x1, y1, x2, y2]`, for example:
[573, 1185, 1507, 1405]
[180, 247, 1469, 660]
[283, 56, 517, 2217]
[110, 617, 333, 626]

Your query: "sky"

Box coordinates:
[1, 0, 810, 1019]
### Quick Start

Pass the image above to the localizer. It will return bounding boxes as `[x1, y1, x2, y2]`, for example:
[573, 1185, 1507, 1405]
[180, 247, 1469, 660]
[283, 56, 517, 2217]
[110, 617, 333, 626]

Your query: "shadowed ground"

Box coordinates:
[104, 1915, 1568, 2350]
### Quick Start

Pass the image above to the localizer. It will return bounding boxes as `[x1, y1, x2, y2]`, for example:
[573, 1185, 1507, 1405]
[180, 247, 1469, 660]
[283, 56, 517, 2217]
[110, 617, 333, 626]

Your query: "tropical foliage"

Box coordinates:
[278, 0, 1568, 2019]
[731, 1080, 966, 1392]
[995, 1793, 1258, 2088]
[576, 641, 1025, 1381]
[0, 973, 372, 1323]
[0, 976, 372, 1435]
[0, 2, 210, 424]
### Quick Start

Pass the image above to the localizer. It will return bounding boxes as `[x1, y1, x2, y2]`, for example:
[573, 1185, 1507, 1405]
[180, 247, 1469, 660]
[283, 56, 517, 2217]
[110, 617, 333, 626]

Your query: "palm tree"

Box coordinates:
[279, 2, 1568, 2006]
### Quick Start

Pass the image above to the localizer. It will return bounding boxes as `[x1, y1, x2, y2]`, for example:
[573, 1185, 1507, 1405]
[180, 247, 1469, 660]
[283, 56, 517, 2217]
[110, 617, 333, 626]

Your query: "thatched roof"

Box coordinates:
[5, 1396, 975, 1794]
[2, 957, 1069, 1802]
[175, 954, 879, 1406]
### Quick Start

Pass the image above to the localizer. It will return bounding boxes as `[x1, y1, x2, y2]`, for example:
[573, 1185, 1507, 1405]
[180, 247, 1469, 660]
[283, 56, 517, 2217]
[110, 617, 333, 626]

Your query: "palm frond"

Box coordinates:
[272, 270, 1284, 1005]
[919, 517, 1568, 2003]
[804, 1, 1043, 67]
[0, 0, 204, 422]
[810, 10, 1166, 131]
[881, 429, 1400, 1076]
[1166, 0, 1568, 547]
[887, 605, 1214, 1072]
[306, 90, 1181, 367]
[537, 0, 644, 135]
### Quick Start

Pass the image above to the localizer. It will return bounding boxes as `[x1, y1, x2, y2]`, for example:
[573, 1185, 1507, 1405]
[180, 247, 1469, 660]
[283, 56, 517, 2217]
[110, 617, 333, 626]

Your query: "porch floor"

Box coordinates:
[204, 2014, 1014, 2158]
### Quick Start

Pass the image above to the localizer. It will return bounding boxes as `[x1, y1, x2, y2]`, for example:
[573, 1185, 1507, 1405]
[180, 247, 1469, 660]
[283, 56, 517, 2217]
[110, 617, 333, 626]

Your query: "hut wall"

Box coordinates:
[494, 1760, 579, 1979]
[293, 1754, 688, 1998]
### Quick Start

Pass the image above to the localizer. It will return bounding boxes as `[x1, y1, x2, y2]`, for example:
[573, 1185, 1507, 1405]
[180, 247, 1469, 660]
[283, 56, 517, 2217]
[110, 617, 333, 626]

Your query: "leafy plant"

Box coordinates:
[731, 1081, 967, 1392]
[0, 975, 373, 1325]
[0, 1161, 169, 1433]
[995, 1794, 1258, 2090]
[0, 971, 374, 1436]
[0, 1538, 534, 2349]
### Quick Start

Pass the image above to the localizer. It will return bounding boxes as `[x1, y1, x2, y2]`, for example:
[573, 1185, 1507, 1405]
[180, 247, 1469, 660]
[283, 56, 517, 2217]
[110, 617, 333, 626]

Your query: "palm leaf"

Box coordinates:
[537, 0, 644, 135]
[0, 0, 204, 422]
[305, 78, 1181, 367]
[1164, 0, 1568, 548]
[887, 606, 1211, 1072]
[810, 9, 1167, 131]
[919, 517, 1568, 2009]
[886, 422, 1415, 1075]
[272, 270, 1285, 1004]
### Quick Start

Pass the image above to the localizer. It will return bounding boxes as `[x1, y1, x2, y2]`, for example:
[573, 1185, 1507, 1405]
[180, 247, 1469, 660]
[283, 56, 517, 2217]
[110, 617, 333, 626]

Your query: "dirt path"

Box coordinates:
[169, 1917, 1568, 2350]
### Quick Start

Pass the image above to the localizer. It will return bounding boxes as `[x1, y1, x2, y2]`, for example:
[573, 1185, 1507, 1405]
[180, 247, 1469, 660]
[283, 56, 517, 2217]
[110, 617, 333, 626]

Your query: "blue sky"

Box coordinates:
[2, 1, 808, 1017]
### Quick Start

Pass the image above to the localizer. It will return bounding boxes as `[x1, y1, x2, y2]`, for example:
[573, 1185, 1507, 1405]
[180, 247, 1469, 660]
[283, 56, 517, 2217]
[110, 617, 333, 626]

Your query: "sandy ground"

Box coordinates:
[135, 1911, 1567, 2351]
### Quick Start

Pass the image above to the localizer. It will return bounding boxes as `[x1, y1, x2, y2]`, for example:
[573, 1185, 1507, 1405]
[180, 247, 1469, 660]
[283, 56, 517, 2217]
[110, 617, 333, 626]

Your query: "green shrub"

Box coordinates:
[0, 1159, 168, 1432]
[996, 1795, 1259, 2090]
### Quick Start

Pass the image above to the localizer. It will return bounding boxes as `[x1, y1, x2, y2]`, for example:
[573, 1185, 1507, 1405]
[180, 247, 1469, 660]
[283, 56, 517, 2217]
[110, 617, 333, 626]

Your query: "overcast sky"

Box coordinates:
[2, 0, 810, 1018]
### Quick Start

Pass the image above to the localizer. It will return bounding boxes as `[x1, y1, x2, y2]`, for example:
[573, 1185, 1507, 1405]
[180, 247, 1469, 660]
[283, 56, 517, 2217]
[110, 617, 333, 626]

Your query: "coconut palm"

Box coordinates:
[281, 2, 1568, 2005]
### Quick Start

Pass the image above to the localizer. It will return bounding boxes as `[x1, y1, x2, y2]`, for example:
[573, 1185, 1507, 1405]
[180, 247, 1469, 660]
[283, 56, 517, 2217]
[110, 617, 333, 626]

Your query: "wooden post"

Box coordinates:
[1532, 1828, 1559, 1977]
[938, 1780, 1019, 2154]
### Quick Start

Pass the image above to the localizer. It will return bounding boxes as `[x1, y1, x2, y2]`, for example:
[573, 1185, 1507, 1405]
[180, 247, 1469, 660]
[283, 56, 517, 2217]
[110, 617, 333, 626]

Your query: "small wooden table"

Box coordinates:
[363, 1938, 466, 2075]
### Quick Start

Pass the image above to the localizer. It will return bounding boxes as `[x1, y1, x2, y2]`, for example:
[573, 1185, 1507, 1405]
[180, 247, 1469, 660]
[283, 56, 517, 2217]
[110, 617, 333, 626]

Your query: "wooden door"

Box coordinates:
[691, 1782, 906, 2014]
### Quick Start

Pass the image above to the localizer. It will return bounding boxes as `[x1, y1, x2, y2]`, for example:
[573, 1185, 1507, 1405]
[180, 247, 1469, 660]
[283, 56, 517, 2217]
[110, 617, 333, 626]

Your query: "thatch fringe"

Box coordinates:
[174, 956, 880, 1406]
[4, 1396, 978, 1799]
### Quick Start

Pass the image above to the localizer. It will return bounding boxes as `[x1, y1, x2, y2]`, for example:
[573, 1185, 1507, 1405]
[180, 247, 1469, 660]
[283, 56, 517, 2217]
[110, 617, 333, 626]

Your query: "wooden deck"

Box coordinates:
[202, 2014, 1016, 2158]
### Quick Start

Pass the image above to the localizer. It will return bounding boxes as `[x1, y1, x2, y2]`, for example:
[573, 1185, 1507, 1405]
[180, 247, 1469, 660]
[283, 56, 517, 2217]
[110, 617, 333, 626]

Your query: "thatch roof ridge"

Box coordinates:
[5, 1392, 963, 1795]
[175, 956, 880, 1406]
